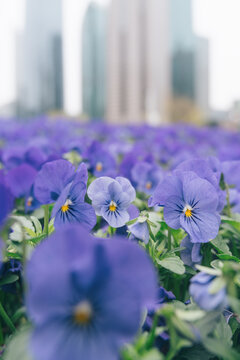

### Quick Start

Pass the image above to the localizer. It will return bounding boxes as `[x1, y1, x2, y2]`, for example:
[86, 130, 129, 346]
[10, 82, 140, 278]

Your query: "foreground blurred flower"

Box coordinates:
[26, 225, 157, 360]
[87, 177, 136, 228]
[189, 272, 227, 311]
[51, 176, 96, 229]
[149, 171, 220, 243]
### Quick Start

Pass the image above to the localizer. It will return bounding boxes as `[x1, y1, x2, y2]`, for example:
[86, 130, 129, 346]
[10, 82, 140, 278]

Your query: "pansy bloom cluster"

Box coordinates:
[0, 118, 240, 360]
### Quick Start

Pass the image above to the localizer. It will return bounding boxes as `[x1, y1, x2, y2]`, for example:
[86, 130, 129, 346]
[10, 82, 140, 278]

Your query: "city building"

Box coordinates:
[16, 0, 63, 117]
[106, 0, 170, 124]
[82, 2, 107, 120]
[170, 0, 209, 121]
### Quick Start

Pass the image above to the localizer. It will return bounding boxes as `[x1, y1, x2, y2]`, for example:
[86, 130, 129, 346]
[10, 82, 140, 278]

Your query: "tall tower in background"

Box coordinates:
[107, 0, 170, 124]
[82, 2, 107, 120]
[170, 0, 209, 120]
[17, 0, 63, 117]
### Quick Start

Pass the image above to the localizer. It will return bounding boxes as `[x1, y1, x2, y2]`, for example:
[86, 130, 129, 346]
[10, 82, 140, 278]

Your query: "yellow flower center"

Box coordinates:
[145, 181, 152, 190]
[27, 197, 33, 207]
[184, 205, 193, 218]
[61, 199, 72, 213]
[109, 200, 117, 212]
[185, 209, 192, 217]
[73, 301, 93, 325]
[95, 162, 103, 172]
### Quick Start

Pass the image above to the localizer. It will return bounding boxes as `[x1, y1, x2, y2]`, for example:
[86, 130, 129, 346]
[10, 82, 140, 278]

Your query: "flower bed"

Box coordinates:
[0, 118, 240, 360]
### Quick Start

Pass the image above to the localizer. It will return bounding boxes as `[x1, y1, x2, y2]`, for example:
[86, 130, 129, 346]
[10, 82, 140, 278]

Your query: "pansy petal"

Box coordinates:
[34, 159, 75, 203]
[163, 195, 184, 229]
[87, 177, 113, 200]
[115, 177, 136, 202]
[102, 208, 129, 228]
[183, 178, 219, 211]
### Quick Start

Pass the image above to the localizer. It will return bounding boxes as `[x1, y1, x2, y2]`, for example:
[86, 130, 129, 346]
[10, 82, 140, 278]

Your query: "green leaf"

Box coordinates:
[126, 218, 138, 226]
[195, 265, 221, 276]
[24, 227, 36, 238]
[228, 296, 240, 315]
[4, 326, 33, 360]
[0, 274, 19, 286]
[217, 254, 240, 262]
[214, 314, 232, 346]
[27, 234, 46, 245]
[202, 336, 239, 360]
[177, 344, 217, 360]
[211, 235, 232, 255]
[208, 276, 226, 294]
[194, 311, 221, 337]
[30, 216, 42, 235]
[221, 215, 240, 232]
[141, 349, 163, 360]
[176, 309, 205, 322]
[156, 255, 185, 275]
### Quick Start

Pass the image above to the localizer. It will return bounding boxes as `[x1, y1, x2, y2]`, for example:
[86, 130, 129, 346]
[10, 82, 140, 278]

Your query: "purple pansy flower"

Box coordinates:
[34, 160, 87, 204]
[180, 235, 202, 268]
[0, 173, 14, 226]
[149, 171, 221, 243]
[6, 163, 37, 198]
[51, 177, 96, 230]
[176, 158, 225, 211]
[190, 272, 227, 311]
[131, 161, 163, 194]
[26, 225, 157, 360]
[87, 176, 136, 228]
[222, 160, 240, 191]
[84, 141, 116, 177]
[229, 189, 240, 213]
[128, 216, 149, 244]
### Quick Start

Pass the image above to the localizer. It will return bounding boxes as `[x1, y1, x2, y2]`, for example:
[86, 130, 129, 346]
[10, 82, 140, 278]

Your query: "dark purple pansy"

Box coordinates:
[34, 160, 87, 204]
[51, 178, 96, 230]
[149, 171, 221, 243]
[176, 158, 225, 211]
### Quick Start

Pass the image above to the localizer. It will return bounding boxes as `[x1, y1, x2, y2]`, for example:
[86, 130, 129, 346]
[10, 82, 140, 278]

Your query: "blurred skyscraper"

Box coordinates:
[170, 0, 209, 119]
[16, 0, 63, 117]
[106, 0, 170, 124]
[82, 2, 107, 120]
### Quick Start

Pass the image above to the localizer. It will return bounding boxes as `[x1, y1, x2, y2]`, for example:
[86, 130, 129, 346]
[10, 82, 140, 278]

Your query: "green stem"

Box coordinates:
[225, 183, 232, 218]
[167, 227, 172, 251]
[145, 312, 159, 349]
[108, 226, 116, 237]
[0, 302, 16, 333]
[0, 319, 3, 345]
[43, 205, 50, 236]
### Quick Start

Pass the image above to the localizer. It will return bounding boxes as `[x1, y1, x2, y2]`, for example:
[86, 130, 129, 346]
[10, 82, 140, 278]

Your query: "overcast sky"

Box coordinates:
[0, 0, 240, 115]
